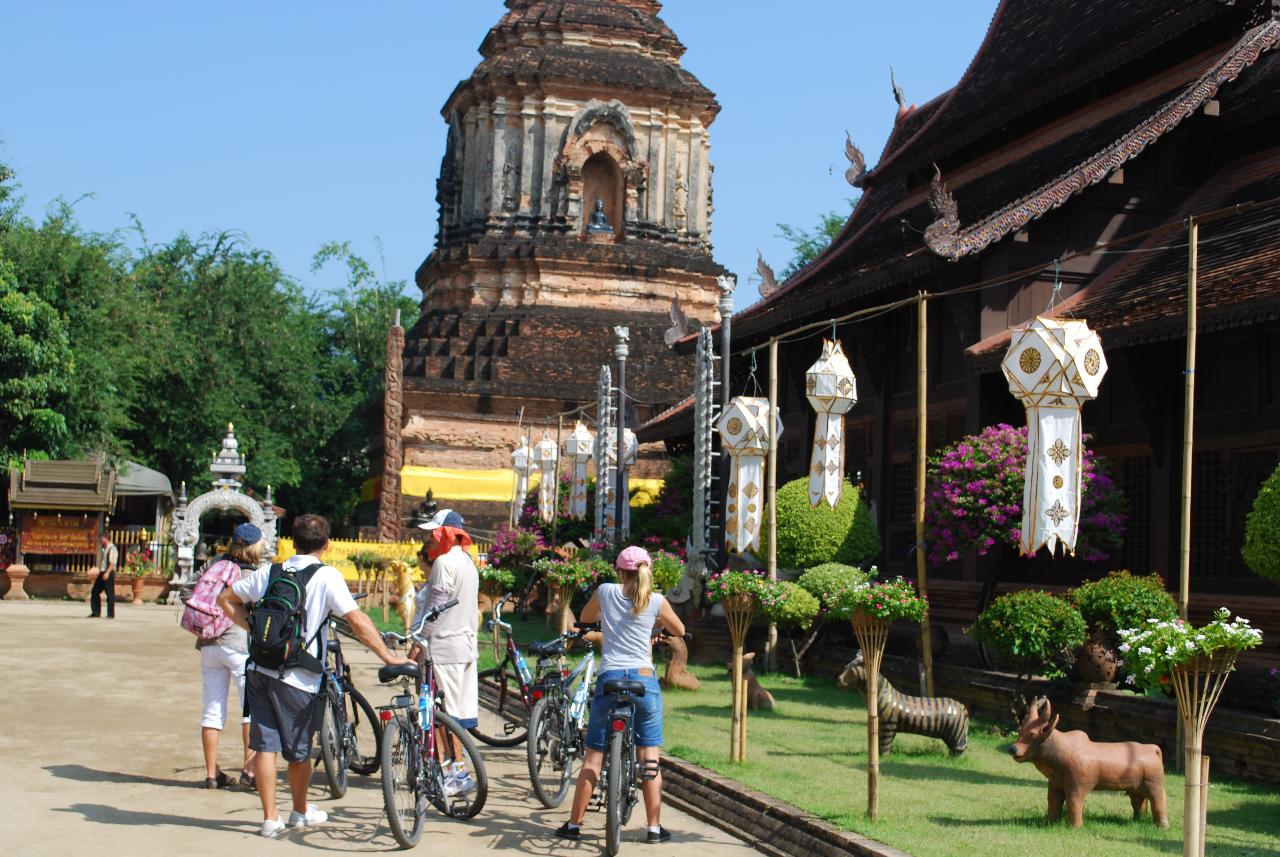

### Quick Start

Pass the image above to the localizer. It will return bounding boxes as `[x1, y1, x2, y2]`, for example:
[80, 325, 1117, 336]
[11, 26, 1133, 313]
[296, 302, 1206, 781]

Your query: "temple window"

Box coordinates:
[582, 152, 623, 237]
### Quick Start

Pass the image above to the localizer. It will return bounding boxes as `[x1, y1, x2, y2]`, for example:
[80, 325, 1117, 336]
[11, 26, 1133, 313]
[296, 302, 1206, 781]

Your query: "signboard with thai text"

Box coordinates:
[19, 513, 98, 555]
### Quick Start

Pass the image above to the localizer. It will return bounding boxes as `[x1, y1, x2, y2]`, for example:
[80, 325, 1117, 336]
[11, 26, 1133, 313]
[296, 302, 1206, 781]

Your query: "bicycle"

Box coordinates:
[377, 599, 489, 849]
[470, 592, 551, 747]
[316, 603, 382, 798]
[526, 625, 596, 807]
[586, 625, 691, 856]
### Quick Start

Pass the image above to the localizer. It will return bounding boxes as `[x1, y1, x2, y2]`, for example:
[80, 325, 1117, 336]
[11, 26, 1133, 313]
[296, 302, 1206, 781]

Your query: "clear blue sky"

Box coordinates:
[2, 1, 994, 305]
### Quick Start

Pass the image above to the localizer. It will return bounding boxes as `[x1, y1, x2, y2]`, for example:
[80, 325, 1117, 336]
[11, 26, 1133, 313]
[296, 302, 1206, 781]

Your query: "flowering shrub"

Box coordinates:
[532, 556, 600, 591]
[490, 524, 546, 569]
[797, 563, 874, 619]
[1117, 608, 1263, 690]
[706, 569, 787, 617]
[1069, 570, 1177, 638]
[124, 547, 155, 577]
[478, 565, 516, 594]
[830, 576, 927, 623]
[924, 424, 1126, 565]
[968, 590, 1086, 678]
[649, 550, 685, 592]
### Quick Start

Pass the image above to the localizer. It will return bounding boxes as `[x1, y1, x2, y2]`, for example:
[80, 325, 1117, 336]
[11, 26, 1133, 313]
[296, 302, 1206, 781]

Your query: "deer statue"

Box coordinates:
[724, 652, 774, 710]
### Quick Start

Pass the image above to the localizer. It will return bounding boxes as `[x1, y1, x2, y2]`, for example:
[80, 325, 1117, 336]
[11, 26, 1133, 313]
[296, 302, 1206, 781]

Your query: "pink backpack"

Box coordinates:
[180, 558, 242, 640]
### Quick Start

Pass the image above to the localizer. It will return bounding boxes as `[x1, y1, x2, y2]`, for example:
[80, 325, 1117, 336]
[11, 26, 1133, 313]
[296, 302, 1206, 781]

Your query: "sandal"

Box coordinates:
[239, 769, 256, 790]
[204, 770, 231, 789]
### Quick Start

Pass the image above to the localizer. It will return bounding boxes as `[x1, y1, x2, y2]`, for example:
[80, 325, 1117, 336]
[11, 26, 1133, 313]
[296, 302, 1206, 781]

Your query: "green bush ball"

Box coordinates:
[1069, 570, 1177, 637]
[769, 580, 821, 630]
[1243, 463, 1280, 581]
[766, 478, 880, 570]
[969, 590, 1086, 679]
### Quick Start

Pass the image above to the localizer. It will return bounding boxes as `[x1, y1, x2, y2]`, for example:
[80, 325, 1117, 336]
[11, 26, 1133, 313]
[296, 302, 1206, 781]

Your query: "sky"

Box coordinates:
[2, 1, 995, 306]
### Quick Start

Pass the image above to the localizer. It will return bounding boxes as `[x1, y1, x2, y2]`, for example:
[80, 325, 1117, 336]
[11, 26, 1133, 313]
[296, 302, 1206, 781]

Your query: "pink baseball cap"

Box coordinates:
[615, 546, 651, 571]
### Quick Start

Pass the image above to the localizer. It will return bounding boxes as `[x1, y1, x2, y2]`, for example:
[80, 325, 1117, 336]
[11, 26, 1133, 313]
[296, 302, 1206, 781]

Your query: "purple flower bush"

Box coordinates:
[924, 424, 1126, 566]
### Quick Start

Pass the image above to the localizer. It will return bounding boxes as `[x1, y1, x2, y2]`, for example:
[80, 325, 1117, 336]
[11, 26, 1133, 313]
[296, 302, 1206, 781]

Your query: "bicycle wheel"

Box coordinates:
[605, 731, 624, 857]
[431, 711, 489, 819]
[527, 695, 574, 808]
[318, 684, 348, 798]
[345, 686, 382, 776]
[380, 713, 425, 849]
[470, 662, 528, 746]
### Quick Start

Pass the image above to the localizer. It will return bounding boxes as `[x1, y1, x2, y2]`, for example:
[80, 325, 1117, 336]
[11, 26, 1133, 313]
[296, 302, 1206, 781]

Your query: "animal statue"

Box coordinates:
[660, 635, 700, 691]
[839, 651, 969, 756]
[724, 652, 774, 710]
[391, 559, 416, 632]
[1012, 697, 1168, 828]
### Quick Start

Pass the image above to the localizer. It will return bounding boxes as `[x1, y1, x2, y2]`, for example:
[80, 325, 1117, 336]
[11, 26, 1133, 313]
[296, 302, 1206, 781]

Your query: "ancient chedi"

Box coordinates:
[399, 0, 728, 528]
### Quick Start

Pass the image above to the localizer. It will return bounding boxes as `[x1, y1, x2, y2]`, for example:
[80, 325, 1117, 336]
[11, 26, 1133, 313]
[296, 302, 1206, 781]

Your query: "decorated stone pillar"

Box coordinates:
[1001, 317, 1108, 556]
[378, 310, 405, 542]
[805, 339, 857, 509]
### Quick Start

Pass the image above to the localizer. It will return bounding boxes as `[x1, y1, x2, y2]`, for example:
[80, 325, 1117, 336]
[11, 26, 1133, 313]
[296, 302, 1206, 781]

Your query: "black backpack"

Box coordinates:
[246, 562, 324, 674]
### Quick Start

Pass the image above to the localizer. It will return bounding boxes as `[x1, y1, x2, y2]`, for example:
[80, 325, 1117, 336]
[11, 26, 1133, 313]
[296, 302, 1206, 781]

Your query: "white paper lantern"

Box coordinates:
[534, 431, 560, 524]
[805, 339, 857, 508]
[1001, 316, 1108, 557]
[717, 396, 782, 554]
[563, 421, 594, 521]
[510, 436, 535, 504]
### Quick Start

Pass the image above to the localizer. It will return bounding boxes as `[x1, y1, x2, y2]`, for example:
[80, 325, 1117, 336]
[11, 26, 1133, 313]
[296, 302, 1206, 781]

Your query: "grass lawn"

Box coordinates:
[367, 604, 554, 672]
[662, 664, 1280, 857]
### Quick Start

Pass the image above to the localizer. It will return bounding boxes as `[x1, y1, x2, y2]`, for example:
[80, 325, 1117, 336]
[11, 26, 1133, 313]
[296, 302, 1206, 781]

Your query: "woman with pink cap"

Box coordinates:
[555, 546, 686, 845]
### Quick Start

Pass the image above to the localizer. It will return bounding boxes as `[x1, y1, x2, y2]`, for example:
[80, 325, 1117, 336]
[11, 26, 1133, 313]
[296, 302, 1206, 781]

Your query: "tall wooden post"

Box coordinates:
[1179, 218, 1198, 621]
[851, 612, 890, 819]
[916, 294, 935, 695]
[378, 310, 405, 543]
[725, 594, 754, 763]
[766, 337, 779, 672]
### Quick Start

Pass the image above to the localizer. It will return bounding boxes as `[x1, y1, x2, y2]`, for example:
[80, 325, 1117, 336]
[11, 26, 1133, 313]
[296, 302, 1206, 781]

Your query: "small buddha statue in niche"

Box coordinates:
[587, 198, 614, 233]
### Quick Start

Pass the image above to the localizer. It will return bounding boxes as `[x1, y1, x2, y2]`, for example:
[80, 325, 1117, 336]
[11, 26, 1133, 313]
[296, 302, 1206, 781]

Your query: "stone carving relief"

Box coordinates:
[556, 100, 648, 233]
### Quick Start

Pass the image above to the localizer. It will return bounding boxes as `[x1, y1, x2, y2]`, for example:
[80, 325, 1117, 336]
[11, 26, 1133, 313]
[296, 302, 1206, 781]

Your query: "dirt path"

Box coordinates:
[0, 600, 755, 855]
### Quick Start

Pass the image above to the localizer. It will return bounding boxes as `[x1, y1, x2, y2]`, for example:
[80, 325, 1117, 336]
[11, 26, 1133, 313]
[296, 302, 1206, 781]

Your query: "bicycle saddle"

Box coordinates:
[602, 680, 646, 697]
[378, 663, 422, 683]
[527, 639, 566, 657]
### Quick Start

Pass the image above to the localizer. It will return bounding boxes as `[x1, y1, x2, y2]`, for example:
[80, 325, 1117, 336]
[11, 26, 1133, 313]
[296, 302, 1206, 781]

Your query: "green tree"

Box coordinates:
[776, 200, 856, 279]
[0, 258, 73, 463]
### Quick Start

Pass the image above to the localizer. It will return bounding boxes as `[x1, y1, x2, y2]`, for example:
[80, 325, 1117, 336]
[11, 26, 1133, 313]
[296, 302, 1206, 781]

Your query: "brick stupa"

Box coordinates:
[397, 0, 729, 529]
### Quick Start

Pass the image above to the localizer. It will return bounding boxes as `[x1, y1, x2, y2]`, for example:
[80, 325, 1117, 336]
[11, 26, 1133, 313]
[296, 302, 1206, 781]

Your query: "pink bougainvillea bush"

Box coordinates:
[924, 423, 1126, 566]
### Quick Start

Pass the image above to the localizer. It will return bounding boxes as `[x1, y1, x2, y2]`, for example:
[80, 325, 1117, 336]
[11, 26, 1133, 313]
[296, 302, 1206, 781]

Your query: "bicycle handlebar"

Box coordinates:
[572, 622, 692, 642]
[381, 598, 460, 647]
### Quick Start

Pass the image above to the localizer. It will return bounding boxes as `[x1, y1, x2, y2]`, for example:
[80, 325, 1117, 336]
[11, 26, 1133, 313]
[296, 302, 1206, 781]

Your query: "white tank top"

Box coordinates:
[598, 583, 664, 672]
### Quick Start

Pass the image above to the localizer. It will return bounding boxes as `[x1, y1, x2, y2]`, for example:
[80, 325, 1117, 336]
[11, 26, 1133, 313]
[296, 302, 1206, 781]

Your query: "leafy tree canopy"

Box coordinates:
[775, 199, 857, 280]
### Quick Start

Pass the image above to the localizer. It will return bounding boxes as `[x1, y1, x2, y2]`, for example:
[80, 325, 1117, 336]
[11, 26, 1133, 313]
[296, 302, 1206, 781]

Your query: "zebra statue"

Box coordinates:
[839, 652, 969, 756]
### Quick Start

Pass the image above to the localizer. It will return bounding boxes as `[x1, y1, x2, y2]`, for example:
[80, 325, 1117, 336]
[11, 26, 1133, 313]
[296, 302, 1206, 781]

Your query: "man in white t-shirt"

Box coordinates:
[219, 514, 412, 838]
[413, 508, 480, 795]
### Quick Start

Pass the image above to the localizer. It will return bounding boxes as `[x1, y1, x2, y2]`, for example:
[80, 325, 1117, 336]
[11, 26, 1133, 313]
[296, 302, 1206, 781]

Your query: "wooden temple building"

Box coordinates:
[641, 0, 1280, 628]
[379, 0, 729, 531]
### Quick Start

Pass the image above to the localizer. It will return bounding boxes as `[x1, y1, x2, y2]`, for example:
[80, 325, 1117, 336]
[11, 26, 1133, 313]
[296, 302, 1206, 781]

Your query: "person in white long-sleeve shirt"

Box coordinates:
[412, 508, 480, 796]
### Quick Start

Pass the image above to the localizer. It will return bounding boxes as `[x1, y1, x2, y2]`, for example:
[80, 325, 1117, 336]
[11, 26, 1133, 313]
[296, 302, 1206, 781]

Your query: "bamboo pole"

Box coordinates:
[766, 337, 779, 673]
[1198, 755, 1210, 857]
[725, 597, 754, 763]
[851, 611, 890, 820]
[1179, 217, 1198, 620]
[916, 293, 934, 696]
[1172, 651, 1235, 857]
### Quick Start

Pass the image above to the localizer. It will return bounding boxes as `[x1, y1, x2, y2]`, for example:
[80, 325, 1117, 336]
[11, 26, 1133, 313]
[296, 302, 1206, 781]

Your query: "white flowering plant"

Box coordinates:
[1117, 608, 1263, 691]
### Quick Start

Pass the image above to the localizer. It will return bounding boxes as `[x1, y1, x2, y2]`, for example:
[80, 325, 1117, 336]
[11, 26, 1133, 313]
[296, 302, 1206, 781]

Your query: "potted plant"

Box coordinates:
[968, 589, 1086, 721]
[123, 548, 155, 602]
[649, 550, 685, 593]
[478, 565, 516, 599]
[1069, 570, 1177, 685]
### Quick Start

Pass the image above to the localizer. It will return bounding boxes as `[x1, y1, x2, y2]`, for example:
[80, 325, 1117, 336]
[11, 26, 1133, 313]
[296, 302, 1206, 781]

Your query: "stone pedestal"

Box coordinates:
[3, 564, 30, 601]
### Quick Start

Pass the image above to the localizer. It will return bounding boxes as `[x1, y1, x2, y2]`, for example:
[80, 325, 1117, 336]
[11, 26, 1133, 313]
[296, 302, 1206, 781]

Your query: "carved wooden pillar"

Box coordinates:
[378, 312, 406, 542]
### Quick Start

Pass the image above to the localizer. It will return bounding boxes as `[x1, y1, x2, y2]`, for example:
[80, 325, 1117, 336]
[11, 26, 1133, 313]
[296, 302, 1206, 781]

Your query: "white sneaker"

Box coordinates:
[451, 772, 477, 796]
[287, 805, 328, 828]
[260, 818, 286, 838]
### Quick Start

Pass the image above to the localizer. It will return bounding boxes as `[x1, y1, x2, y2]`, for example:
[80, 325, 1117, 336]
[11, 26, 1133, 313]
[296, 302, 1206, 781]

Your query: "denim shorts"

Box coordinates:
[585, 669, 662, 751]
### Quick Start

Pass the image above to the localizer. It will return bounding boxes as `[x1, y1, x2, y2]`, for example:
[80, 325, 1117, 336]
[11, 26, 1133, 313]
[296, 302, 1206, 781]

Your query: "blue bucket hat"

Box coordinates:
[232, 523, 263, 545]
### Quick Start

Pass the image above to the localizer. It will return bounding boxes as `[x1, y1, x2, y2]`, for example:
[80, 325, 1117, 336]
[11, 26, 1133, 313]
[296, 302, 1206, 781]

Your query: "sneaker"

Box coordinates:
[444, 771, 476, 796]
[554, 822, 581, 840]
[260, 818, 286, 838]
[646, 827, 672, 844]
[287, 805, 328, 829]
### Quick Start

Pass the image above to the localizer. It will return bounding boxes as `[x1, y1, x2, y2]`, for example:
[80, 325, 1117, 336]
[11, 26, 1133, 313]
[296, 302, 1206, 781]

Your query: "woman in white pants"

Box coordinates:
[198, 524, 262, 789]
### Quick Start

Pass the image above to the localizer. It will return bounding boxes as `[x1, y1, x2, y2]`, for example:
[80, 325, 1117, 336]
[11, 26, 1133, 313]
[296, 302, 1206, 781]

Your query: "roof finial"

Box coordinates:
[757, 251, 779, 297]
[844, 132, 867, 188]
[891, 66, 908, 117]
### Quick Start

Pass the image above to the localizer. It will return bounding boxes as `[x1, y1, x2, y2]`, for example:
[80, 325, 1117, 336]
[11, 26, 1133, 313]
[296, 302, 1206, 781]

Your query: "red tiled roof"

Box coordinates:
[635, 394, 694, 443]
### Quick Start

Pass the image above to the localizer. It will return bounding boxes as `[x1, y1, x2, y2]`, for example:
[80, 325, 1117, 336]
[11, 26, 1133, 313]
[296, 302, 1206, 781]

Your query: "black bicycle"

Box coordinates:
[526, 625, 595, 807]
[317, 604, 382, 798]
[585, 625, 690, 856]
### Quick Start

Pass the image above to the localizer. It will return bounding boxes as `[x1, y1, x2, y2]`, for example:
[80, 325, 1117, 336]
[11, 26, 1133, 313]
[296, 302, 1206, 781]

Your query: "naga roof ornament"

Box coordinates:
[844, 132, 867, 188]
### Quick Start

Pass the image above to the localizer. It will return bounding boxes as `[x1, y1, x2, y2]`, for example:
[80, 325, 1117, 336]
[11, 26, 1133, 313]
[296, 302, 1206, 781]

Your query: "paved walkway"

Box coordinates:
[0, 600, 755, 855]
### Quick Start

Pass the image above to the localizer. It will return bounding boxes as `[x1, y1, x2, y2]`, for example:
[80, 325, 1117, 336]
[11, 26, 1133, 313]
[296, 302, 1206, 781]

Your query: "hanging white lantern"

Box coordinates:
[534, 431, 560, 524]
[717, 396, 782, 554]
[1002, 316, 1108, 557]
[510, 436, 535, 505]
[563, 421, 594, 521]
[805, 339, 857, 508]
[603, 428, 638, 535]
